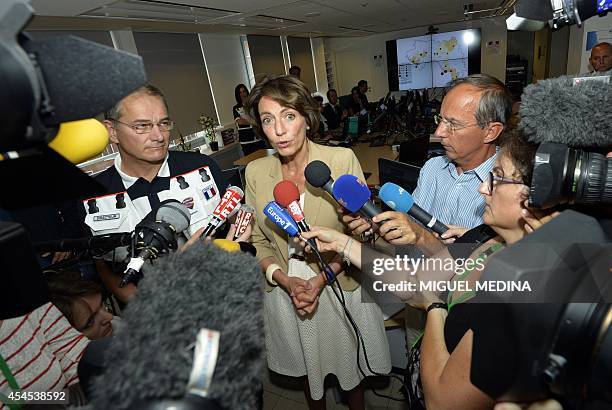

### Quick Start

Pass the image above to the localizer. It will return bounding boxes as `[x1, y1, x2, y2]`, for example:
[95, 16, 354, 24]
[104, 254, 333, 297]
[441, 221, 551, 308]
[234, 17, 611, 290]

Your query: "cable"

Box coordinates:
[308, 244, 405, 402]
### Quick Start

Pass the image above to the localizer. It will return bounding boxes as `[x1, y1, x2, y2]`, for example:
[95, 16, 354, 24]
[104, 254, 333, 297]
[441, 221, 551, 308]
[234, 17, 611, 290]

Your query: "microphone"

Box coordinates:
[33, 232, 132, 254]
[88, 242, 265, 410]
[120, 201, 191, 288]
[263, 201, 302, 238]
[379, 182, 449, 235]
[212, 239, 257, 257]
[263, 201, 334, 283]
[232, 204, 254, 241]
[519, 73, 612, 147]
[273, 180, 310, 233]
[48, 118, 109, 164]
[332, 174, 382, 219]
[201, 186, 244, 239]
[305, 160, 335, 196]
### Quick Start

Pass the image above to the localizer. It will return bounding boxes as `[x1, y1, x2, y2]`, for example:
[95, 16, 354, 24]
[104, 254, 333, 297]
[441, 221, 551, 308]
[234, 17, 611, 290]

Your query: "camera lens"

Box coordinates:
[529, 143, 612, 208]
[575, 151, 612, 205]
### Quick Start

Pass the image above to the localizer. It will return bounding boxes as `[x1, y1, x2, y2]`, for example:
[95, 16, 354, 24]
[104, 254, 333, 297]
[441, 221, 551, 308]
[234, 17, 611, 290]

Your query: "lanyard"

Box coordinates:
[410, 242, 505, 349]
[0, 351, 21, 410]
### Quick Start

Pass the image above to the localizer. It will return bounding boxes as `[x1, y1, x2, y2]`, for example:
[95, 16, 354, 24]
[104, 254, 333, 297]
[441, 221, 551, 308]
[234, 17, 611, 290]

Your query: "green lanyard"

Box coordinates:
[410, 242, 505, 349]
[0, 351, 21, 410]
[447, 242, 504, 309]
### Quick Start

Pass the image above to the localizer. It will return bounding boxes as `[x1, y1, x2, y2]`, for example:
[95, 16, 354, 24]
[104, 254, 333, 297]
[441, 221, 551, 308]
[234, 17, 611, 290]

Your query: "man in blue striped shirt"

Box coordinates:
[345, 74, 512, 255]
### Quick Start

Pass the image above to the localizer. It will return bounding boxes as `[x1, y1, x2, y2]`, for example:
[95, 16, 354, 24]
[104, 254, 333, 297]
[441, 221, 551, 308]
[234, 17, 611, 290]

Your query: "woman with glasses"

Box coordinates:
[300, 130, 560, 409]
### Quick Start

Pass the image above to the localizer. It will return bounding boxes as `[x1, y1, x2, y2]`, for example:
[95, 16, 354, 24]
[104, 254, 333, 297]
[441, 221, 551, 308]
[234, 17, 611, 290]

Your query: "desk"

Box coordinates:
[233, 148, 276, 167]
[350, 143, 397, 186]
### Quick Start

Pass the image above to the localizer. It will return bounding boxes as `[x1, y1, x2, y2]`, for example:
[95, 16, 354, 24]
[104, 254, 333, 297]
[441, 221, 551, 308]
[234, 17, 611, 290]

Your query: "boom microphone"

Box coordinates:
[120, 201, 191, 287]
[332, 174, 382, 219]
[519, 73, 612, 147]
[48, 118, 109, 164]
[379, 182, 449, 235]
[201, 186, 244, 239]
[89, 242, 265, 410]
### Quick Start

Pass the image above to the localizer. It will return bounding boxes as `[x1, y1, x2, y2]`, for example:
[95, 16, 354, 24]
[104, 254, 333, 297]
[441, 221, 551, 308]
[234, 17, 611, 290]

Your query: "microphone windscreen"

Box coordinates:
[519, 73, 612, 147]
[48, 118, 109, 163]
[238, 242, 257, 257]
[379, 182, 415, 213]
[332, 174, 372, 213]
[89, 243, 264, 410]
[156, 201, 191, 232]
[212, 239, 241, 253]
[23, 35, 146, 125]
[273, 180, 300, 207]
[305, 160, 332, 188]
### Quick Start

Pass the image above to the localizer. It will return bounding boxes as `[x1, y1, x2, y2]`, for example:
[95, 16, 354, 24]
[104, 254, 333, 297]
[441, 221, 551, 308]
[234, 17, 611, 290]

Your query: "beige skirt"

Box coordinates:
[264, 258, 392, 400]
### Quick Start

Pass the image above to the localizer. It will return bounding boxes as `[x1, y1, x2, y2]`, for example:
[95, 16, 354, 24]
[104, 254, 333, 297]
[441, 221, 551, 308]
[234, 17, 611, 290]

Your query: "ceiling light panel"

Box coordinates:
[84, 0, 238, 23]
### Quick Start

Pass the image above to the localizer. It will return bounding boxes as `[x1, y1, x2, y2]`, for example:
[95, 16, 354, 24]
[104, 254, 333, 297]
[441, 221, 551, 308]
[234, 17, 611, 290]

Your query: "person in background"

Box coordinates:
[589, 42, 611, 73]
[312, 95, 328, 139]
[357, 79, 369, 109]
[47, 271, 117, 340]
[233, 83, 267, 156]
[289, 65, 301, 79]
[322, 89, 347, 131]
[347, 86, 364, 117]
[244, 74, 390, 409]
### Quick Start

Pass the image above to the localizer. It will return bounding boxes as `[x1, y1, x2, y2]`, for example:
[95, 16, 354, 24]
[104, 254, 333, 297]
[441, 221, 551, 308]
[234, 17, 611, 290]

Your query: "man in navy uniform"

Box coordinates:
[83, 84, 228, 302]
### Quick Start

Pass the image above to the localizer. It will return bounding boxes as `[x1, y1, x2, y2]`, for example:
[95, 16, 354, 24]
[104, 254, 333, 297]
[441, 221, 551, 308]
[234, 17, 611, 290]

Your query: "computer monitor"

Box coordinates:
[378, 158, 421, 193]
[399, 136, 429, 167]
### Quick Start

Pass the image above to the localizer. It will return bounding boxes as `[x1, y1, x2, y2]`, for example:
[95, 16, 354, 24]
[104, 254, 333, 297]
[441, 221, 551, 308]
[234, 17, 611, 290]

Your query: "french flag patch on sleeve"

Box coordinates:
[202, 186, 217, 200]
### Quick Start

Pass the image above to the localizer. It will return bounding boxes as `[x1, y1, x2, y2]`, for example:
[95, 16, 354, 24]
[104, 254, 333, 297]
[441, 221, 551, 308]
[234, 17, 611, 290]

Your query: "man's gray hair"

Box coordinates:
[449, 74, 512, 128]
[105, 84, 169, 120]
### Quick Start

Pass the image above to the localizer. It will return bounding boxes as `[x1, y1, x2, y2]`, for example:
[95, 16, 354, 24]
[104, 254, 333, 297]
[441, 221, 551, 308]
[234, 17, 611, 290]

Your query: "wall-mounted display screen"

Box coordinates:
[387, 29, 481, 90]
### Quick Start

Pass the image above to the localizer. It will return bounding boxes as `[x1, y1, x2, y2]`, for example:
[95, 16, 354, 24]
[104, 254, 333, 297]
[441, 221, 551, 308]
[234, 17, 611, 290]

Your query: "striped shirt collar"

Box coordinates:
[114, 153, 170, 189]
[437, 147, 500, 182]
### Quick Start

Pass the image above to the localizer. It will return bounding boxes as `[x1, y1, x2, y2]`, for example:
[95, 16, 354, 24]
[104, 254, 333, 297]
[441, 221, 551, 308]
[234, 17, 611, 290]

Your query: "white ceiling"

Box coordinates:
[28, 0, 514, 37]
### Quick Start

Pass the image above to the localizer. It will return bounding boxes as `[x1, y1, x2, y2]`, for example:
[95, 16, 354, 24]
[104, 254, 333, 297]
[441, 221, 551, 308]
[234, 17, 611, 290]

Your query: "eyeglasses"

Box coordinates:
[111, 118, 174, 134]
[433, 114, 480, 134]
[486, 171, 525, 194]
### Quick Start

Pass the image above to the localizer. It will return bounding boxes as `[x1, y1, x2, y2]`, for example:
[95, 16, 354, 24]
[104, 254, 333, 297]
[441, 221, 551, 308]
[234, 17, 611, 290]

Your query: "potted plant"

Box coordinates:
[176, 131, 192, 152]
[198, 114, 218, 151]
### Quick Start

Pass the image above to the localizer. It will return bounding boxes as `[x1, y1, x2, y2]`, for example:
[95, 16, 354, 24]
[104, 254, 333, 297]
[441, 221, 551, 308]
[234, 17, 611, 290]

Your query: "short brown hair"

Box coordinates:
[244, 74, 320, 140]
[46, 270, 104, 328]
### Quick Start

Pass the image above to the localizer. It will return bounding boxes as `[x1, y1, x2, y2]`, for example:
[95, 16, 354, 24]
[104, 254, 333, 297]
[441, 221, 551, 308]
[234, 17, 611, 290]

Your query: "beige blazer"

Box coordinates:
[245, 139, 364, 292]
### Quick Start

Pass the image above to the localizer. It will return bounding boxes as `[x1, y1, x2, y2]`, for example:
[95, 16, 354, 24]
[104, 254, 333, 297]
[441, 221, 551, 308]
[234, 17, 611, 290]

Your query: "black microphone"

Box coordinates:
[519, 73, 612, 147]
[33, 233, 132, 254]
[120, 201, 191, 288]
[305, 160, 335, 196]
[88, 242, 265, 410]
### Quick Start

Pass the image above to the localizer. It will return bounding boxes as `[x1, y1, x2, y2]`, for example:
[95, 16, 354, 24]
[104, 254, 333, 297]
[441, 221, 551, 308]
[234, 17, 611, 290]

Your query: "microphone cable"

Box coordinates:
[307, 243, 405, 402]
